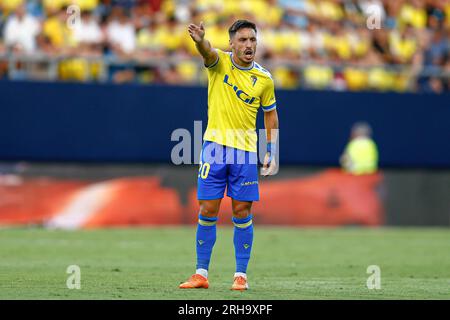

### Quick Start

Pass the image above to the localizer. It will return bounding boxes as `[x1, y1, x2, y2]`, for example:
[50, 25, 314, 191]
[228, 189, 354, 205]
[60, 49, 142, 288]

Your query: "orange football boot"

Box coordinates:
[179, 274, 209, 289]
[231, 276, 249, 291]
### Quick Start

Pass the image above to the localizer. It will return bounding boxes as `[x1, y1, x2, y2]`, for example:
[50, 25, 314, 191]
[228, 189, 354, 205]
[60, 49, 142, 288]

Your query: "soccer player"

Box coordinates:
[179, 20, 279, 290]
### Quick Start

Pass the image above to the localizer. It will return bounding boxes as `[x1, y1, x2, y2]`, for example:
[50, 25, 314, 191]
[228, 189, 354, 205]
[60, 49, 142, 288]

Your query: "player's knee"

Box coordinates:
[232, 203, 252, 219]
[199, 202, 220, 217]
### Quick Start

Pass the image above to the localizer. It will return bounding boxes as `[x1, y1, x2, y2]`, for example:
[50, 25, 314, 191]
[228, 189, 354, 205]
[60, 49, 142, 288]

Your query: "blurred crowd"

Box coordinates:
[0, 0, 449, 93]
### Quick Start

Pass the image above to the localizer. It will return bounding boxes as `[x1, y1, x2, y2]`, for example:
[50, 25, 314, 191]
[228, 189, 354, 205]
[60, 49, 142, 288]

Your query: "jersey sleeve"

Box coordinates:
[260, 77, 277, 112]
[205, 48, 225, 70]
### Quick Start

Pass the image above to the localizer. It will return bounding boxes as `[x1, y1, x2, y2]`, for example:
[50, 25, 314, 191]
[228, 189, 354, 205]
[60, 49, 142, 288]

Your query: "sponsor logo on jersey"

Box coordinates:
[223, 74, 256, 105]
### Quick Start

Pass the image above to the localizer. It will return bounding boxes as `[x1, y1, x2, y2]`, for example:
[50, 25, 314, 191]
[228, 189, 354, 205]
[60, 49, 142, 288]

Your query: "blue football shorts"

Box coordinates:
[197, 140, 259, 202]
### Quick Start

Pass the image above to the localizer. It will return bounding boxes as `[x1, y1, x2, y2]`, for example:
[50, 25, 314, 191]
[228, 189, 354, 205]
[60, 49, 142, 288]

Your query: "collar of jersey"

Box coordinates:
[230, 53, 254, 70]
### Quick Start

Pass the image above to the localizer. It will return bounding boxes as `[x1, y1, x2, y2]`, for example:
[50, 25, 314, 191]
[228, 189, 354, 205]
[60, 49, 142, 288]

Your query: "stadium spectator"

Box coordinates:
[340, 122, 379, 175]
[384, 0, 402, 29]
[398, 0, 427, 30]
[159, 63, 183, 84]
[389, 26, 418, 64]
[3, 4, 40, 53]
[424, 29, 448, 67]
[73, 10, 104, 51]
[278, 0, 308, 29]
[135, 18, 165, 59]
[105, 6, 136, 57]
[371, 28, 393, 64]
[41, 7, 74, 54]
[423, 76, 444, 93]
[0, 0, 448, 92]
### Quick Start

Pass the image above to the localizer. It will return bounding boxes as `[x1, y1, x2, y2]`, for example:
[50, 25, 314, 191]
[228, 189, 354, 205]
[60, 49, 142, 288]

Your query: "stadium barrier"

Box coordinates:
[0, 81, 449, 168]
[0, 176, 183, 228]
[0, 177, 88, 225]
[187, 169, 384, 226]
[0, 170, 384, 228]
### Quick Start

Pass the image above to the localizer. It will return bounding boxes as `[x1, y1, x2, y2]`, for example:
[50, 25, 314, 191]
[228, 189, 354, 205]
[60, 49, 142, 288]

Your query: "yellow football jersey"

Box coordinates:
[203, 49, 277, 152]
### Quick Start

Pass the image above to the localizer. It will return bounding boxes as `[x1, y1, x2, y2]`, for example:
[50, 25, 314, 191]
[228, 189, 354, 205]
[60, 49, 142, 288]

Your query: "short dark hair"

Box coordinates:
[228, 20, 257, 39]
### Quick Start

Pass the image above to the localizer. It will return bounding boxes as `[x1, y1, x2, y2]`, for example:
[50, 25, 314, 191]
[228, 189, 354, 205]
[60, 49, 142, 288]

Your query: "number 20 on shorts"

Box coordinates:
[198, 161, 210, 179]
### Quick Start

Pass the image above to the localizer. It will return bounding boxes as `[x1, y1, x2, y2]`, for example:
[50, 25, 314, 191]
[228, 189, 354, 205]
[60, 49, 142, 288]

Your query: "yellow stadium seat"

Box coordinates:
[59, 58, 89, 82]
[393, 72, 412, 92]
[273, 66, 298, 89]
[343, 68, 368, 91]
[367, 68, 395, 91]
[304, 65, 334, 89]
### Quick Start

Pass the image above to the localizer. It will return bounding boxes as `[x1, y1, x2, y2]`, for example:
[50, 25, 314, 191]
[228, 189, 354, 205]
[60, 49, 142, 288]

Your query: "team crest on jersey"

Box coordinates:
[250, 75, 257, 87]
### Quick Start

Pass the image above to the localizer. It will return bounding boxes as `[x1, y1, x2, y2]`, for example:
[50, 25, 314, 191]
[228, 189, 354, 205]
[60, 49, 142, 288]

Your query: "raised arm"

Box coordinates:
[188, 21, 219, 67]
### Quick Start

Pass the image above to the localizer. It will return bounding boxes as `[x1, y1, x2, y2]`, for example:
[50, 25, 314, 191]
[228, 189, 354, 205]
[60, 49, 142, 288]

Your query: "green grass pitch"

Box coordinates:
[0, 227, 449, 299]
